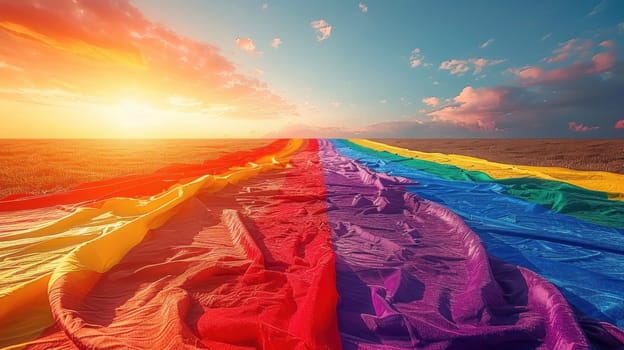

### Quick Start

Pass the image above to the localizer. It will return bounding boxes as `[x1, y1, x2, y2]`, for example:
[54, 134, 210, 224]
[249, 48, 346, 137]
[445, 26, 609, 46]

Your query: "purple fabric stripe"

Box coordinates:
[318, 140, 620, 349]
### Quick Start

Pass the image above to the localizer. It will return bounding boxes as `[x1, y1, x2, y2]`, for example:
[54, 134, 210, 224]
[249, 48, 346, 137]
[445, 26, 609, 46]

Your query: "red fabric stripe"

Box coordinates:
[28, 140, 341, 349]
[0, 139, 288, 211]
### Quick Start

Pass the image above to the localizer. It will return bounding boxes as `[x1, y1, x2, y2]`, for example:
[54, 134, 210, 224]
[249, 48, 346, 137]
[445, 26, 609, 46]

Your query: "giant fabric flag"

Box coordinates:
[1, 139, 623, 349]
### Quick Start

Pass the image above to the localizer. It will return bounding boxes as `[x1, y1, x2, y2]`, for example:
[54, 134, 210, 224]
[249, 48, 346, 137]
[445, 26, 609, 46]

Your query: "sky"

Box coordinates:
[0, 0, 623, 138]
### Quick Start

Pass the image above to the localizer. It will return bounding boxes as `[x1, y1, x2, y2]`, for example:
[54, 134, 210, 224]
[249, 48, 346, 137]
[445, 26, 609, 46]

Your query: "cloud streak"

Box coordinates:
[439, 58, 505, 75]
[545, 38, 592, 64]
[311, 19, 332, 41]
[588, 0, 606, 16]
[512, 49, 616, 85]
[0, 60, 22, 72]
[569, 121, 599, 132]
[480, 39, 494, 48]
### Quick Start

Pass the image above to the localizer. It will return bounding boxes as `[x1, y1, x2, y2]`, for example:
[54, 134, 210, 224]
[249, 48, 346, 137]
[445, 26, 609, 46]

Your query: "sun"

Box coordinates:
[111, 99, 162, 137]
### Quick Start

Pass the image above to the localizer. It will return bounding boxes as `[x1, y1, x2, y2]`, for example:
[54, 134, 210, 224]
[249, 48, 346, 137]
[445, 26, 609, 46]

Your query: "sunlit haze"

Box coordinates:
[1, 0, 623, 138]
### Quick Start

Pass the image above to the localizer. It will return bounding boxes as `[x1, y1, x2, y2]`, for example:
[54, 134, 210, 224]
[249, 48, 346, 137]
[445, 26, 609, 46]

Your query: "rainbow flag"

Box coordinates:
[1, 139, 623, 349]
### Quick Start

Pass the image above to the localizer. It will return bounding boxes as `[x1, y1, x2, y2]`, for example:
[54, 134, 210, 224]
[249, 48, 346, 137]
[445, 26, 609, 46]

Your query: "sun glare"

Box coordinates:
[111, 99, 162, 136]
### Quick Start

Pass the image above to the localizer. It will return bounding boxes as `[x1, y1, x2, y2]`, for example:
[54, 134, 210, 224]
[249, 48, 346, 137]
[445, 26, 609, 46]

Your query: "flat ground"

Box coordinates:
[0, 139, 273, 197]
[378, 139, 624, 174]
[1, 138, 622, 198]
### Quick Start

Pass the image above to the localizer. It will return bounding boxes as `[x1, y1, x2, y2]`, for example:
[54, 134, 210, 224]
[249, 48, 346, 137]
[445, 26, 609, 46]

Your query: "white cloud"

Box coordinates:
[262, 3, 268, 10]
[311, 20, 332, 41]
[439, 58, 505, 75]
[588, 0, 606, 16]
[358, 3, 368, 13]
[480, 38, 494, 48]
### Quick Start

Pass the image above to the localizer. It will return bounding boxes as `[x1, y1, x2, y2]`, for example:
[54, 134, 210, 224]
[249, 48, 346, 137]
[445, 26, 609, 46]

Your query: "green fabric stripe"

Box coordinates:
[343, 140, 624, 229]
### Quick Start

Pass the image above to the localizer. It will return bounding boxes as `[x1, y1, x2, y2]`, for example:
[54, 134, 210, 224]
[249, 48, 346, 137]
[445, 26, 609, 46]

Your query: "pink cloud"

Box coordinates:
[0, 0, 295, 119]
[427, 86, 507, 132]
[513, 46, 617, 85]
[422, 96, 439, 107]
[546, 52, 569, 64]
[235, 37, 262, 56]
[577, 40, 593, 51]
[599, 40, 615, 49]
[271, 38, 282, 49]
[439, 58, 505, 75]
[454, 86, 505, 109]
[311, 20, 332, 41]
[545, 38, 593, 64]
[512, 66, 545, 80]
[472, 58, 505, 74]
[615, 120, 624, 129]
[592, 51, 616, 72]
[568, 121, 599, 132]
[560, 39, 577, 51]
[409, 48, 424, 68]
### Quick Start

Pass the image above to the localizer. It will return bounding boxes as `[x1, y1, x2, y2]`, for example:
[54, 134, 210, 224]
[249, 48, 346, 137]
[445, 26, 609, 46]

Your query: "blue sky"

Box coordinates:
[0, 0, 623, 137]
[132, 0, 624, 137]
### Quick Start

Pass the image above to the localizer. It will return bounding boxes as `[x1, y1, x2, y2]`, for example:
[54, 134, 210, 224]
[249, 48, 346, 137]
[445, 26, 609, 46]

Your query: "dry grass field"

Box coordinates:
[1, 138, 622, 198]
[378, 139, 624, 174]
[0, 139, 273, 198]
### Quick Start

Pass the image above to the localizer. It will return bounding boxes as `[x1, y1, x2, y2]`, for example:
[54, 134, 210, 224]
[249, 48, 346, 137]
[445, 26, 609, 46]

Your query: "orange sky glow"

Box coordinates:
[1, 0, 623, 138]
[0, 1, 296, 138]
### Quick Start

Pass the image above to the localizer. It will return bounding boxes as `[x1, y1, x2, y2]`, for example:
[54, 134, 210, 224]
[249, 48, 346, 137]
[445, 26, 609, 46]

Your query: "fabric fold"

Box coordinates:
[331, 139, 624, 328]
[0, 139, 304, 348]
[15, 139, 342, 350]
[319, 139, 623, 349]
[351, 138, 624, 201]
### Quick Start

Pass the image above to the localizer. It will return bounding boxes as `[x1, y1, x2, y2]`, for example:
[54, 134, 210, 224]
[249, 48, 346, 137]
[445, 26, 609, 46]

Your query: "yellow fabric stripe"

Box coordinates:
[350, 139, 624, 200]
[0, 139, 303, 349]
